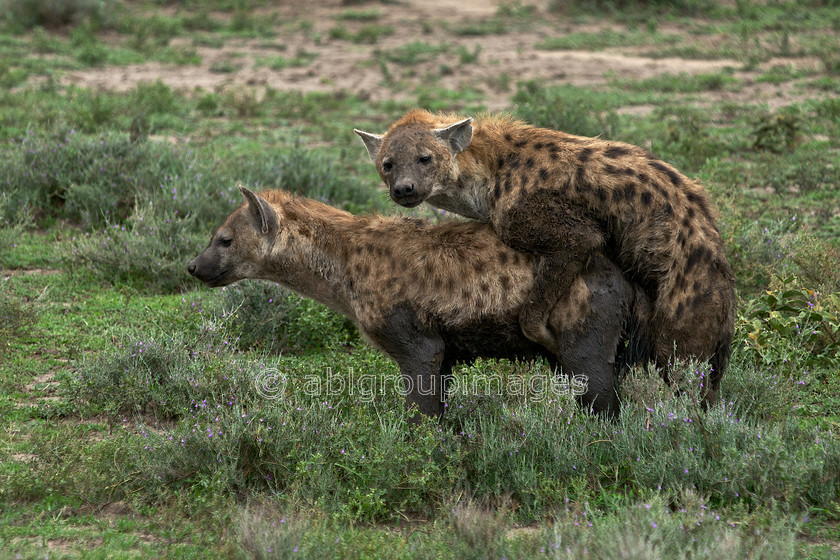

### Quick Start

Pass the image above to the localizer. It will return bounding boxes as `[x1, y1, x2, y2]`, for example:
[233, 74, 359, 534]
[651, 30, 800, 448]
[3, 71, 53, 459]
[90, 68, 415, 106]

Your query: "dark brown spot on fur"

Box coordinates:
[526, 157, 535, 168]
[675, 301, 685, 320]
[685, 246, 707, 272]
[623, 183, 636, 201]
[662, 202, 673, 216]
[504, 175, 513, 194]
[498, 251, 509, 266]
[504, 133, 513, 143]
[637, 172, 650, 184]
[494, 177, 502, 199]
[539, 168, 549, 181]
[687, 206, 695, 219]
[575, 166, 588, 189]
[479, 282, 490, 293]
[641, 191, 653, 206]
[514, 140, 528, 148]
[579, 147, 594, 163]
[534, 142, 544, 150]
[651, 160, 683, 187]
[497, 156, 505, 169]
[612, 188, 624, 202]
[500, 275, 511, 290]
[596, 187, 607, 201]
[604, 145, 630, 158]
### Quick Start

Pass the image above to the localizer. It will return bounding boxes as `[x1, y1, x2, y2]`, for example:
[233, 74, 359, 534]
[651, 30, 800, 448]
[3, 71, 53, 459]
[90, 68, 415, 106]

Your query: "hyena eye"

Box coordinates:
[218, 238, 233, 248]
[418, 155, 432, 164]
[382, 161, 393, 172]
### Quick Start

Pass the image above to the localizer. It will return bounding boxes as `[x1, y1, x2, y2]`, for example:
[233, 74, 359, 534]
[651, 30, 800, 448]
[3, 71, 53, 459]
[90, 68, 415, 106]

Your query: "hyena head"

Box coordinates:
[188, 186, 277, 287]
[354, 117, 473, 208]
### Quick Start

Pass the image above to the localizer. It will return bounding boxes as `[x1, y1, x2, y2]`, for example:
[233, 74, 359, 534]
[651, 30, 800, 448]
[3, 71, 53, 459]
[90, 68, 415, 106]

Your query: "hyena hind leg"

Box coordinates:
[494, 191, 606, 355]
[549, 255, 636, 418]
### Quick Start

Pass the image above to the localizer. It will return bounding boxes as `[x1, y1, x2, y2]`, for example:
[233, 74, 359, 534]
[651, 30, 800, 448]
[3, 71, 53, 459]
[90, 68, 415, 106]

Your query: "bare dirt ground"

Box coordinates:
[61, 0, 823, 112]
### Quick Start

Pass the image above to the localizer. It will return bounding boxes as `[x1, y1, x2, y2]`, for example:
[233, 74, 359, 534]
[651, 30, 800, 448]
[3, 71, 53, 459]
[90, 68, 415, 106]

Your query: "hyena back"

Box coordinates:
[355, 109, 736, 403]
[188, 186, 647, 417]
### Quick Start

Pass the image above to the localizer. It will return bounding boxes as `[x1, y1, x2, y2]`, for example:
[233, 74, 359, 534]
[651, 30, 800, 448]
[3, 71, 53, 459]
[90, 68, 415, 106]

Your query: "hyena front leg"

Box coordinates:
[365, 304, 448, 420]
[494, 192, 606, 355]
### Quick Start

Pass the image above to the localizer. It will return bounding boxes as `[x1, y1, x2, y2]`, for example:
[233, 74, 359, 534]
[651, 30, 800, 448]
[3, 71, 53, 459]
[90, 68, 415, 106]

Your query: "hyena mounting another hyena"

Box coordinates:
[188, 186, 648, 417]
[355, 109, 736, 404]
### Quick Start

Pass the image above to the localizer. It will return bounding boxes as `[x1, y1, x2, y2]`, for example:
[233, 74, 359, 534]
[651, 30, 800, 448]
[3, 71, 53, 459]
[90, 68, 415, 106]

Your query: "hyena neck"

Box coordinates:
[425, 176, 492, 222]
[426, 152, 494, 222]
[262, 196, 359, 320]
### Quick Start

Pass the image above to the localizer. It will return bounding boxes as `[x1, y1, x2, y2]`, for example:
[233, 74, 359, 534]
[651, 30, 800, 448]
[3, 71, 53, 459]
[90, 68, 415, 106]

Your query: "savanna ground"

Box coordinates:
[1, 0, 840, 558]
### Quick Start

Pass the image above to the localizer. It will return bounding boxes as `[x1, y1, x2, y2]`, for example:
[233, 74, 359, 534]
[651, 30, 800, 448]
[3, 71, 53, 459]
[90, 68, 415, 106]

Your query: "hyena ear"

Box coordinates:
[434, 117, 473, 154]
[239, 185, 277, 235]
[353, 129, 383, 163]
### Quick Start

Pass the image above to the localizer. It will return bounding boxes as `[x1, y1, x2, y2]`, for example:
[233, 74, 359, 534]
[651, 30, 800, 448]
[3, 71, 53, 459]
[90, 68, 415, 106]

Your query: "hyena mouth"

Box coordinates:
[204, 270, 229, 286]
[394, 197, 424, 209]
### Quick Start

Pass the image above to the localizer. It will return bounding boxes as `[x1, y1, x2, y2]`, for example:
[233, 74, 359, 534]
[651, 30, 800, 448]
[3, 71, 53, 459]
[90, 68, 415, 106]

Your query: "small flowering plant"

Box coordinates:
[737, 274, 840, 371]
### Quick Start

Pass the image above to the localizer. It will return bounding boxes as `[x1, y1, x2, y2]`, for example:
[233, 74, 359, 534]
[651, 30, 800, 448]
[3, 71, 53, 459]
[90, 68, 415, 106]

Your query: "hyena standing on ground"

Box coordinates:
[355, 109, 736, 404]
[188, 186, 648, 417]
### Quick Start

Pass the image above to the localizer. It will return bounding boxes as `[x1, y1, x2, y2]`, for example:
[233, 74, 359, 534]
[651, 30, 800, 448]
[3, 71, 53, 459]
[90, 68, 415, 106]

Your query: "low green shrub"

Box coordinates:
[512, 81, 621, 139]
[736, 275, 840, 373]
[3, 0, 121, 31]
[213, 280, 359, 354]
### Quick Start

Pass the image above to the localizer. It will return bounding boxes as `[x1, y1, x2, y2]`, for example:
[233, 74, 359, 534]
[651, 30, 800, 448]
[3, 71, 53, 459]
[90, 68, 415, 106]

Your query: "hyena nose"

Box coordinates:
[187, 261, 197, 276]
[393, 182, 415, 199]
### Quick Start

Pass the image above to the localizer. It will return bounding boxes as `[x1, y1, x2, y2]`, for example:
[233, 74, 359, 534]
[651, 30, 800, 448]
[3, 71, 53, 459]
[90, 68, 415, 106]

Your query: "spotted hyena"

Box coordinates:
[188, 186, 649, 417]
[355, 109, 736, 403]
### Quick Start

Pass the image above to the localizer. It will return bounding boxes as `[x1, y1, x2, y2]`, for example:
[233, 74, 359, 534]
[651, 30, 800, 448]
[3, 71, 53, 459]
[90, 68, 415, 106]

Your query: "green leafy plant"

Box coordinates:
[737, 275, 840, 372]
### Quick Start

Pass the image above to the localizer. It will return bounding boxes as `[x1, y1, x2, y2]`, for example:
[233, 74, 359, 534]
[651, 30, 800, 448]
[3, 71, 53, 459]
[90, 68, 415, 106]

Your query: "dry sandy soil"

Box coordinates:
[61, 0, 823, 112]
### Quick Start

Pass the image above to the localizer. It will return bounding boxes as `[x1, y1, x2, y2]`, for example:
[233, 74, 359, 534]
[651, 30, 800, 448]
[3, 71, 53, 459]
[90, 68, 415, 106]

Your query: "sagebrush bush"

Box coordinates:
[0, 129, 381, 290]
[69, 205, 206, 293]
[0, 278, 33, 358]
[63, 299, 840, 524]
[213, 280, 359, 353]
[3, 0, 121, 30]
[2, 129, 380, 231]
[512, 81, 621, 139]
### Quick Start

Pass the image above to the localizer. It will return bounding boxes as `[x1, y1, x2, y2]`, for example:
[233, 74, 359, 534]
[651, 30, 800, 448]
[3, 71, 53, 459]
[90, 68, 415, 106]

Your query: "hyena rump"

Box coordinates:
[188, 186, 648, 417]
[355, 109, 736, 403]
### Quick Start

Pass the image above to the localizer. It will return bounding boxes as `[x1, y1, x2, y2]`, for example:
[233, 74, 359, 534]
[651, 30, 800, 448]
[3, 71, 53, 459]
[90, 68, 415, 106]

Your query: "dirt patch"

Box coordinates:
[57, 0, 822, 112]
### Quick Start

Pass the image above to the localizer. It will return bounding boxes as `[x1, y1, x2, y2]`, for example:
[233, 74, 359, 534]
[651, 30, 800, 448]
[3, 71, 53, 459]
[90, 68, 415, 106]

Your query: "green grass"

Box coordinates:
[2, 1, 840, 557]
[535, 28, 682, 52]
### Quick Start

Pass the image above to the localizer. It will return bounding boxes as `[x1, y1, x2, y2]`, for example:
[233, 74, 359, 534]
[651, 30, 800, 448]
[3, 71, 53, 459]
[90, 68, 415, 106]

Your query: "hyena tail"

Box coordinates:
[617, 286, 654, 375]
[707, 336, 732, 396]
